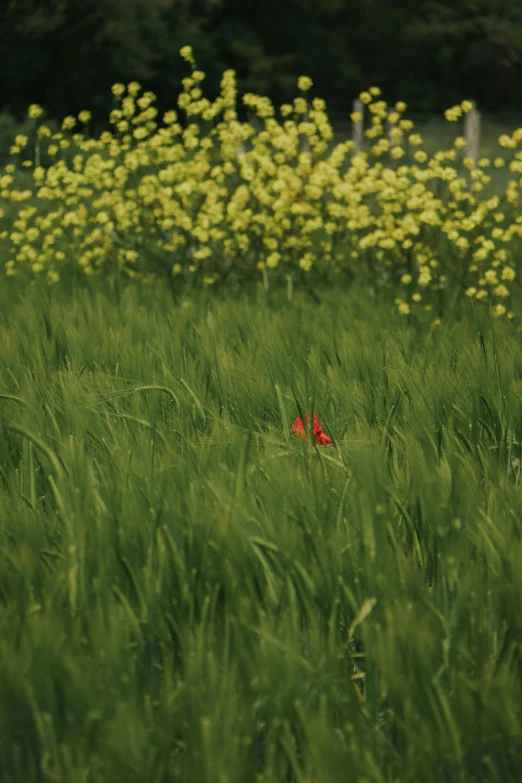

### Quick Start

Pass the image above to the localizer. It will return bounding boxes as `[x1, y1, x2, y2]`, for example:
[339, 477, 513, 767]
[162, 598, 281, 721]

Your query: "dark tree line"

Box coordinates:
[2, 0, 522, 128]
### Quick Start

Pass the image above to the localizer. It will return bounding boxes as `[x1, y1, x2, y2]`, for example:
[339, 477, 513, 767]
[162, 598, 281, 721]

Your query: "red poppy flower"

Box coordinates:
[291, 412, 332, 445]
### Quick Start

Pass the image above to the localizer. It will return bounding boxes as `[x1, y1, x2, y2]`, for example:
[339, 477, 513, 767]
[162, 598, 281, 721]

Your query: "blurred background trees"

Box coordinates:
[2, 0, 522, 128]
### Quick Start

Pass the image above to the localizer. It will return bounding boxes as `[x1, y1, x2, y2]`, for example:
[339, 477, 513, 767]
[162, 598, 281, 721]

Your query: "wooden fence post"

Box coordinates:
[352, 99, 364, 152]
[464, 104, 481, 164]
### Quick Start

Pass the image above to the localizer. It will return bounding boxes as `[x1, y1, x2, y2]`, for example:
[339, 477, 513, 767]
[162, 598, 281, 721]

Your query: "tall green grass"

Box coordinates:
[0, 278, 521, 782]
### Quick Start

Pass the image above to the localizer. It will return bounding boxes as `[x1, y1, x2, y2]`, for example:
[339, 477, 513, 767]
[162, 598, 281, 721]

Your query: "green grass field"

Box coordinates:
[1, 278, 522, 782]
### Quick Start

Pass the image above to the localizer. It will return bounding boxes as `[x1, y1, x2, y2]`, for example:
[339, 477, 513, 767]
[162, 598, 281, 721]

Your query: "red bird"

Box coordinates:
[291, 412, 332, 445]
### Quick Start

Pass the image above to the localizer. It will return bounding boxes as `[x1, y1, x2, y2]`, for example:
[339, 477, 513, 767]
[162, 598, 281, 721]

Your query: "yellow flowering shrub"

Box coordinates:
[1, 45, 522, 319]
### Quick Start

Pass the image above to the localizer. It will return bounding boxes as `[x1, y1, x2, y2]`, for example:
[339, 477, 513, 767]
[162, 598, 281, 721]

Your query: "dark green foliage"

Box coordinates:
[1, 0, 522, 135]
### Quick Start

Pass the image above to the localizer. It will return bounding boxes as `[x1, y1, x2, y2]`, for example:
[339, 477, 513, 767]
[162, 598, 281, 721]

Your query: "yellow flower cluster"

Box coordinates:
[0, 48, 521, 319]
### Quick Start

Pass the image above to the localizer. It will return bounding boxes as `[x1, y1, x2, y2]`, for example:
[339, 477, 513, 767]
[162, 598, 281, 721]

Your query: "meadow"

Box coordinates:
[1, 276, 522, 782]
[1, 46, 522, 782]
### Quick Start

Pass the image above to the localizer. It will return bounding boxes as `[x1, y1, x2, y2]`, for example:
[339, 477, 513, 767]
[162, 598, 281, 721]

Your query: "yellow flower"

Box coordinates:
[78, 111, 91, 123]
[461, 100, 474, 113]
[299, 253, 313, 271]
[127, 81, 142, 97]
[494, 284, 509, 298]
[445, 106, 462, 122]
[494, 304, 506, 317]
[111, 83, 126, 97]
[293, 97, 307, 115]
[163, 110, 178, 125]
[398, 301, 410, 314]
[180, 46, 194, 63]
[499, 134, 515, 148]
[28, 104, 44, 119]
[401, 273, 412, 284]
[412, 293, 422, 302]
[501, 266, 515, 281]
[297, 76, 313, 92]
